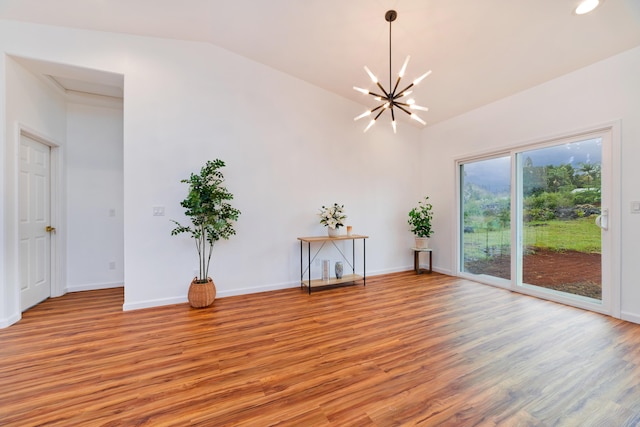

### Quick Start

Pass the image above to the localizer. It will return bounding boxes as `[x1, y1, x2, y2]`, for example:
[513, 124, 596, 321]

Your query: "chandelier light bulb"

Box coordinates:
[410, 104, 429, 112]
[413, 70, 432, 86]
[354, 10, 430, 132]
[410, 113, 426, 125]
[399, 56, 410, 78]
[364, 66, 378, 84]
[364, 119, 376, 133]
[575, 0, 600, 15]
[354, 110, 371, 121]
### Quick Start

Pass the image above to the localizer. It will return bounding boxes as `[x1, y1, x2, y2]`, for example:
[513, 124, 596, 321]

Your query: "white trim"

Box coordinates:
[123, 296, 188, 311]
[458, 272, 511, 290]
[0, 313, 21, 329]
[122, 281, 300, 311]
[621, 311, 640, 325]
[65, 282, 123, 293]
[609, 120, 622, 318]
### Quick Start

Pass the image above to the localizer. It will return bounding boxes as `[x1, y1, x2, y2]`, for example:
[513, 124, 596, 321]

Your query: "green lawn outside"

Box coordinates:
[463, 217, 601, 261]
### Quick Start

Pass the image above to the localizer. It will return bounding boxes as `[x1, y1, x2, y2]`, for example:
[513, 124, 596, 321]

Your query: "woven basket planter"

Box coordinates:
[188, 277, 216, 308]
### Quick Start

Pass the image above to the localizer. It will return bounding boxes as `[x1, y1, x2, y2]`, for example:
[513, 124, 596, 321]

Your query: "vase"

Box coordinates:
[415, 237, 429, 249]
[322, 260, 330, 280]
[335, 261, 344, 279]
[188, 277, 216, 308]
[328, 227, 340, 237]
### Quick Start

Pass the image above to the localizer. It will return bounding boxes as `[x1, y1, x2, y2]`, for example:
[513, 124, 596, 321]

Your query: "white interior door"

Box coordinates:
[19, 134, 52, 311]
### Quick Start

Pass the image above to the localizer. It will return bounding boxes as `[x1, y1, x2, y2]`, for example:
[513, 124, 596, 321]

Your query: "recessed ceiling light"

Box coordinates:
[575, 0, 602, 15]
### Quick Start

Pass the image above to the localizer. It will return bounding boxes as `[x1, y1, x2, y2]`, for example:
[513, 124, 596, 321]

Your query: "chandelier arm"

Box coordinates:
[375, 82, 390, 98]
[369, 104, 386, 114]
[395, 104, 413, 116]
[391, 107, 396, 121]
[367, 91, 387, 99]
[395, 83, 416, 99]
[392, 76, 402, 97]
[373, 108, 386, 120]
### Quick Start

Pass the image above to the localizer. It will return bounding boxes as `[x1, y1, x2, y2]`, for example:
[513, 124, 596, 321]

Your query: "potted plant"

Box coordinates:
[408, 196, 434, 249]
[171, 159, 241, 308]
[319, 203, 347, 237]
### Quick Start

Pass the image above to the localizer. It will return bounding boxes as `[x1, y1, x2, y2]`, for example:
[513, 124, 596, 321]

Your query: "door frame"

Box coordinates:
[16, 124, 65, 302]
[455, 120, 621, 318]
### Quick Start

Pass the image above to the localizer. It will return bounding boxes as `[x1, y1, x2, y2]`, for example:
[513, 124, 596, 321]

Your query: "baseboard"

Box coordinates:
[121, 267, 453, 312]
[393, 264, 453, 276]
[431, 266, 452, 275]
[123, 295, 188, 311]
[122, 281, 300, 311]
[65, 282, 124, 293]
[621, 311, 640, 325]
[368, 266, 414, 276]
[217, 280, 300, 298]
[0, 312, 21, 329]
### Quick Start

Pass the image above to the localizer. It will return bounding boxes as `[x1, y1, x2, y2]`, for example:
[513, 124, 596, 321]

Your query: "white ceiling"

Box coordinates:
[1, 0, 639, 125]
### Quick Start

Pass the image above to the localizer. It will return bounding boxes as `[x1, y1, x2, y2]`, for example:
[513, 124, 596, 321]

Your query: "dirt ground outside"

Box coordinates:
[465, 248, 601, 300]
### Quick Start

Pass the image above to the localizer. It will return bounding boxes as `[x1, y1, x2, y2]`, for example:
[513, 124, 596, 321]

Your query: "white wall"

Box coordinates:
[1, 19, 425, 323]
[66, 102, 123, 292]
[1, 55, 67, 327]
[421, 46, 640, 322]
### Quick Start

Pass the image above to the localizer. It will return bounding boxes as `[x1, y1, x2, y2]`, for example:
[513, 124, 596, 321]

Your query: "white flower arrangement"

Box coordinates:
[319, 203, 347, 229]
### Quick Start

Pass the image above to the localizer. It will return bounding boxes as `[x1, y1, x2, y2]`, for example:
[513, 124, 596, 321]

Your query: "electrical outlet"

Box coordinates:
[631, 201, 640, 214]
[109, 261, 116, 270]
[153, 206, 165, 216]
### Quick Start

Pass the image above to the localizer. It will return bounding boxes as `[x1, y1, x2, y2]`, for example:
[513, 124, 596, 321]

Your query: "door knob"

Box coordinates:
[45, 226, 56, 233]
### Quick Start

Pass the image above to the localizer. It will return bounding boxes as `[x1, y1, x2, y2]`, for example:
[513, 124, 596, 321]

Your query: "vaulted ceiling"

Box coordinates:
[1, 0, 639, 125]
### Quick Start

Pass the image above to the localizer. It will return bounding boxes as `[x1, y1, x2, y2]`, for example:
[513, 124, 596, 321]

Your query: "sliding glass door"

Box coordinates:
[458, 129, 615, 313]
[517, 138, 603, 301]
[460, 155, 511, 283]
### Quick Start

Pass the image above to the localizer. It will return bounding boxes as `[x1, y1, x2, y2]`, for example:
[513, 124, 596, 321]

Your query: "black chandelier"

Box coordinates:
[354, 10, 431, 133]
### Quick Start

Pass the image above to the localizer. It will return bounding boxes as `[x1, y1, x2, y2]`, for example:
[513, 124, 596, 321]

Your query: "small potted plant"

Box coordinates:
[319, 203, 347, 237]
[408, 196, 434, 249]
[171, 159, 241, 308]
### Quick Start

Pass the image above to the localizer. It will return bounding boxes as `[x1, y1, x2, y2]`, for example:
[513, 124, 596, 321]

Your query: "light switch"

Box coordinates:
[631, 202, 640, 214]
[109, 209, 116, 217]
[153, 206, 165, 216]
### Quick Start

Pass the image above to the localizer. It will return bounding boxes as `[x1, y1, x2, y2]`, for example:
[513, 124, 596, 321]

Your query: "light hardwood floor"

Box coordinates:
[1, 272, 640, 426]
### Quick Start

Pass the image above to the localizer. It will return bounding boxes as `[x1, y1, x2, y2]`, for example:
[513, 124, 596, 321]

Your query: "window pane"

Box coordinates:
[461, 156, 511, 279]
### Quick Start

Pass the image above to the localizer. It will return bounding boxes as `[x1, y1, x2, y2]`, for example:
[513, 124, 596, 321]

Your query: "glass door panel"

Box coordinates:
[460, 156, 511, 280]
[517, 138, 602, 301]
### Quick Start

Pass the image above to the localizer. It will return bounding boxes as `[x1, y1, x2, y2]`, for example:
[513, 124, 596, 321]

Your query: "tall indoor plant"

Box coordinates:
[408, 196, 434, 249]
[171, 159, 241, 308]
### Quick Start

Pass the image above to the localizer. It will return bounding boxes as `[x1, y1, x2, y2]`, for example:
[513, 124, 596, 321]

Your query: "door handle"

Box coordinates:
[595, 208, 608, 230]
[45, 226, 56, 233]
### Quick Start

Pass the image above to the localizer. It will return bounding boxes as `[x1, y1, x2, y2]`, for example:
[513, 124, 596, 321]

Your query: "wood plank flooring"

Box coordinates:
[2, 272, 640, 426]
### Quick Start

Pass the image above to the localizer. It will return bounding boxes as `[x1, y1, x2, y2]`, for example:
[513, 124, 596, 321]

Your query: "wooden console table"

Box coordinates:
[298, 234, 368, 294]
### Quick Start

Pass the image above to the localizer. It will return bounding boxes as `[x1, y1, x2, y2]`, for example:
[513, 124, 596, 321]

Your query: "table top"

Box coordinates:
[411, 247, 433, 252]
[298, 234, 368, 242]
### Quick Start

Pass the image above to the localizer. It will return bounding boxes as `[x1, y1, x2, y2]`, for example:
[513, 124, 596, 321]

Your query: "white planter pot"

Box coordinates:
[328, 227, 340, 237]
[415, 237, 429, 249]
